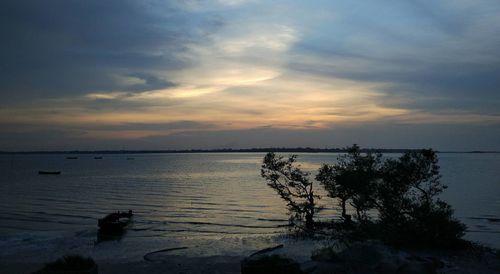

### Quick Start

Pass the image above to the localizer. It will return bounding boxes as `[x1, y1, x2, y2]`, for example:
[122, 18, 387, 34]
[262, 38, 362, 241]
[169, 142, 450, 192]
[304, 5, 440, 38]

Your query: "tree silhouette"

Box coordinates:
[316, 144, 381, 222]
[261, 152, 320, 230]
[378, 149, 465, 246]
[261, 146, 465, 246]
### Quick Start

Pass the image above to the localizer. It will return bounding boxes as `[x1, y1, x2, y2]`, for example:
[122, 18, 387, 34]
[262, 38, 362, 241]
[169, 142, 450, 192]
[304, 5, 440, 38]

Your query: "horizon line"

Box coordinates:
[0, 147, 499, 154]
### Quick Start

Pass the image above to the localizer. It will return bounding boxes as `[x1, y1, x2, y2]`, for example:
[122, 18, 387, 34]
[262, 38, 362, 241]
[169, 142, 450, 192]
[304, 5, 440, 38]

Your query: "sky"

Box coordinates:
[1, 0, 500, 151]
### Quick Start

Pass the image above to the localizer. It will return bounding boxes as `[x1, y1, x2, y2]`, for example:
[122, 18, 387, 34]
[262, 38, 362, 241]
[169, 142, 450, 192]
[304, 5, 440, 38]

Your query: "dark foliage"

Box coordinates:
[316, 144, 381, 222]
[261, 152, 321, 230]
[311, 246, 341, 262]
[377, 149, 443, 224]
[381, 200, 466, 247]
[377, 149, 466, 247]
[35, 255, 96, 273]
[241, 255, 304, 274]
[261, 145, 466, 248]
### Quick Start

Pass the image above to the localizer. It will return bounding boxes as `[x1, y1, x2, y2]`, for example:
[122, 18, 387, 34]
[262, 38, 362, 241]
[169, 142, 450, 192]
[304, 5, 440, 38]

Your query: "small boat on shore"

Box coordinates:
[38, 171, 61, 175]
[98, 210, 133, 233]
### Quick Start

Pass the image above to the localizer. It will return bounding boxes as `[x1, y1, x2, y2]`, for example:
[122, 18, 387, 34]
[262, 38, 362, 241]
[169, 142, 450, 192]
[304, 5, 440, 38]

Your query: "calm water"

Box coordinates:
[0, 153, 499, 261]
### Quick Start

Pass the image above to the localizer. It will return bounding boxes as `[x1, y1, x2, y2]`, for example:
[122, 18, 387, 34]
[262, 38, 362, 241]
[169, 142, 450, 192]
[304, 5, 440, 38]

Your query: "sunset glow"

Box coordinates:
[1, 1, 499, 150]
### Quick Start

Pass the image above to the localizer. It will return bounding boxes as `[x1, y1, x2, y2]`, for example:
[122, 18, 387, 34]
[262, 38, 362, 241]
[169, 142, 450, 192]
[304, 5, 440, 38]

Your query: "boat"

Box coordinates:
[98, 210, 133, 233]
[38, 171, 61, 175]
[126, 157, 135, 160]
[94, 156, 103, 159]
[66, 156, 78, 160]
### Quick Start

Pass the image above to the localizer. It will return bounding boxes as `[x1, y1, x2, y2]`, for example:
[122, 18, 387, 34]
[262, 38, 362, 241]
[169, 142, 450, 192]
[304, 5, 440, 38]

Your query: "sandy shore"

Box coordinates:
[1, 256, 242, 274]
[2, 243, 499, 274]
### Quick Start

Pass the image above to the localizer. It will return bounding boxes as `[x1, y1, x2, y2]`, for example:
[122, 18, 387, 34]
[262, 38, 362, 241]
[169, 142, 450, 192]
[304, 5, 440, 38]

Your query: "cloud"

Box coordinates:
[0, 0, 188, 102]
[286, 0, 500, 114]
[1, 0, 500, 150]
[85, 121, 212, 131]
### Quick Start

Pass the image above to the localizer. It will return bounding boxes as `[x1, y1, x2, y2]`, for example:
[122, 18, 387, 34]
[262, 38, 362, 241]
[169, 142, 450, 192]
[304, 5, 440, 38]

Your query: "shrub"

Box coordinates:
[377, 149, 466, 247]
[261, 146, 466, 247]
[311, 246, 341, 262]
[383, 200, 466, 247]
[35, 255, 96, 273]
[241, 255, 304, 274]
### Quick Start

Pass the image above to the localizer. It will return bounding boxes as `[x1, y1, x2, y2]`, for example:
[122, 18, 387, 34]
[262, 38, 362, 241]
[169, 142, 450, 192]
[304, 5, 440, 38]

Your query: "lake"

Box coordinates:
[0, 152, 499, 262]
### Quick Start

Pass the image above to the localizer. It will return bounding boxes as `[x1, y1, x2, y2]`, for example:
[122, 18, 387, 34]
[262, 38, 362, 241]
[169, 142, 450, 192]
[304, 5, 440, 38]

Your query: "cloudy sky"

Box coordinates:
[1, 0, 500, 151]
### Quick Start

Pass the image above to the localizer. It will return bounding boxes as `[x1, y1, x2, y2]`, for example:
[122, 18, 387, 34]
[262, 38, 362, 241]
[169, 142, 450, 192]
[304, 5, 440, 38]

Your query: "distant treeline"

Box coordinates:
[0, 147, 498, 154]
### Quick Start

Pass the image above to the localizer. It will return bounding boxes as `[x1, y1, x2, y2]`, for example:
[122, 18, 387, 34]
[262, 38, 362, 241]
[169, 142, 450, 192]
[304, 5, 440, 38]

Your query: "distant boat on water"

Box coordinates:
[66, 156, 78, 160]
[38, 171, 61, 175]
[126, 157, 135, 160]
[94, 156, 103, 159]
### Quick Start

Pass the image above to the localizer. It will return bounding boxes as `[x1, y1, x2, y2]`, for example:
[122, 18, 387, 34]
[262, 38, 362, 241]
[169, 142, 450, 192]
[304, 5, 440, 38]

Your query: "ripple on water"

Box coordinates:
[0, 152, 499, 252]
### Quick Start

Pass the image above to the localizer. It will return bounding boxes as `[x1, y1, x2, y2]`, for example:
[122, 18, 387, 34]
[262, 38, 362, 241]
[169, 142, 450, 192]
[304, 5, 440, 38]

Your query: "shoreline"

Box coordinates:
[2, 238, 499, 274]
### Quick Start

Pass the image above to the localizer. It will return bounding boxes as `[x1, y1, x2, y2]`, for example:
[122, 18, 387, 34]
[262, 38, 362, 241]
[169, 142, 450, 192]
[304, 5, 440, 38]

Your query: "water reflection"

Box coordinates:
[0, 153, 499, 249]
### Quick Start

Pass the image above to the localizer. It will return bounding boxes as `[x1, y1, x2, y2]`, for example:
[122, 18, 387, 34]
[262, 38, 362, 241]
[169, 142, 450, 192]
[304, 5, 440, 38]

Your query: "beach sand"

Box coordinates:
[2, 239, 500, 274]
[0, 256, 242, 274]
